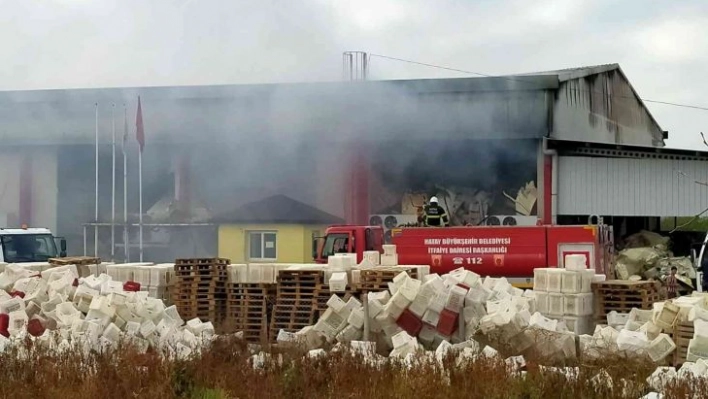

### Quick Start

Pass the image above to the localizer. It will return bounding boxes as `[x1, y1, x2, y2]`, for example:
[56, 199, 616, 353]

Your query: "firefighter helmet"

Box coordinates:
[430, 196, 438, 204]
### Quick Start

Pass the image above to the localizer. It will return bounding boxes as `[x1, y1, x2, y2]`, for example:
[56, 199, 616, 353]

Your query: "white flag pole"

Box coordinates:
[138, 147, 143, 262]
[123, 105, 130, 262]
[111, 103, 116, 261]
[94, 103, 99, 257]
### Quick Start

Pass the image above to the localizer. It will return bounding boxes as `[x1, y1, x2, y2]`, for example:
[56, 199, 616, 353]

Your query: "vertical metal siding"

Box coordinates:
[557, 156, 708, 216]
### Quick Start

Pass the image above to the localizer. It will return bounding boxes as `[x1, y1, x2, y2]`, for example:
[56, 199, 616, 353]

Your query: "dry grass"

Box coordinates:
[0, 336, 705, 399]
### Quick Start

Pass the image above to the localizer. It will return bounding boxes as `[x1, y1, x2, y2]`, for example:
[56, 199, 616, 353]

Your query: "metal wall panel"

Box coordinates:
[557, 156, 708, 216]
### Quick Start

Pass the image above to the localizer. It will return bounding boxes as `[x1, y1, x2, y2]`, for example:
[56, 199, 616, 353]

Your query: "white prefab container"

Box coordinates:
[533, 268, 548, 292]
[547, 269, 563, 293]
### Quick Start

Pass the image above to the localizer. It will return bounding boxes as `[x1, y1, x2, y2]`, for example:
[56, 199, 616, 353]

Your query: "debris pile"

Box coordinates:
[0, 263, 216, 358]
[615, 230, 695, 286]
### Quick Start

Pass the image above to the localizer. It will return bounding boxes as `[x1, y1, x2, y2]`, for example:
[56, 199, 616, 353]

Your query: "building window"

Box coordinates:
[248, 231, 277, 261]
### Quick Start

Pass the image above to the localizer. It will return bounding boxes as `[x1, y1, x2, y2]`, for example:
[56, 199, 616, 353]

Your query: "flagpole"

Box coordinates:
[139, 147, 144, 262]
[123, 105, 129, 262]
[111, 103, 116, 261]
[94, 103, 99, 258]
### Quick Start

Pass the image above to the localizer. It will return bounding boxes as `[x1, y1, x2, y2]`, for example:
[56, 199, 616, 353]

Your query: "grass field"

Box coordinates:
[0, 335, 706, 399]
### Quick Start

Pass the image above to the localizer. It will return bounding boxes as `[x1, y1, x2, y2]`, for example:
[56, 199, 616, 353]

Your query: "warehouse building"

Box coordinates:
[0, 63, 704, 261]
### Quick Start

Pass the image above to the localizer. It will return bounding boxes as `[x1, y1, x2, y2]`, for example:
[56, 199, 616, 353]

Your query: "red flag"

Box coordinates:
[135, 96, 145, 152]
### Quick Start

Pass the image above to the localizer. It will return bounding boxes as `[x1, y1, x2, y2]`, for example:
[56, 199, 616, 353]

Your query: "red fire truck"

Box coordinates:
[313, 224, 614, 288]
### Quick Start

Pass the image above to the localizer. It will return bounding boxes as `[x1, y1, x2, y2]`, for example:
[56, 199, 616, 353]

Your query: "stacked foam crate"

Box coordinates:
[317, 255, 360, 318]
[532, 255, 597, 335]
[131, 264, 175, 304]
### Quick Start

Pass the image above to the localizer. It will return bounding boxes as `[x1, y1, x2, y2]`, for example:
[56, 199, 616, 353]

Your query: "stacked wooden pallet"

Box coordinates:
[225, 283, 275, 342]
[172, 258, 229, 327]
[269, 269, 323, 341]
[358, 267, 418, 292]
[592, 280, 664, 324]
[671, 321, 693, 367]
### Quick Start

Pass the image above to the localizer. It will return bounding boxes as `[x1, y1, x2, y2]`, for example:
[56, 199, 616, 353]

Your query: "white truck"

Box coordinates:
[0, 227, 67, 263]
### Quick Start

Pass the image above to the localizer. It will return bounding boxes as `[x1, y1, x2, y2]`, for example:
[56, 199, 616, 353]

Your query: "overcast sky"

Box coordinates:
[1, 0, 706, 150]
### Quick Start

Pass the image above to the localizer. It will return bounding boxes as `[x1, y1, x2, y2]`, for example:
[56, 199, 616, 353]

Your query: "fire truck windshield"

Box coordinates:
[0, 234, 58, 263]
[322, 233, 349, 258]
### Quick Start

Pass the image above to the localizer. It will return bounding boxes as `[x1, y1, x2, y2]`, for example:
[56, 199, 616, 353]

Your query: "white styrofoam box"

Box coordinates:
[413, 265, 431, 280]
[579, 270, 594, 293]
[132, 267, 151, 286]
[548, 293, 564, 317]
[380, 254, 398, 266]
[563, 315, 594, 335]
[647, 333, 676, 362]
[533, 267, 548, 292]
[347, 308, 365, 329]
[382, 245, 397, 256]
[546, 269, 563, 293]
[369, 290, 391, 304]
[384, 301, 405, 321]
[564, 254, 588, 271]
[0, 297, 25, 314]
[534, 291, 551, 315]
[328, 256, 345, 268]
[687, 336, 708, 362]
[465, 281, 492, 304]
[529, 312, 558, 331]
[423, 309, 441, 326]
[607, 311, 630, 328]
[428, 290, 448, 313]
[629, 308, 654, 324]
[399, 278, 421, 302]
[363, 251, 381, 265]
[655, 301, 680, 330]
[592, 274, 606, 283]
[391, 291, 412, 310]
[561, 271, 582, 294]
[564, 293, 593, 316]
[418, 324, 437, 345]
[326, 295, 347, 313]
[351, 270, 361, 285]
[329, 272, 348, 293]
[445, 286, 468, 313]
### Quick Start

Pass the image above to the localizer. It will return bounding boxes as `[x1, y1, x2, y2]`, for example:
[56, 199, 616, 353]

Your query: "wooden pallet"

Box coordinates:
[269, 298, 318, 341]
[358, 267, 416, 291]
[175, 258, 230, 266]
[49, 256, 101, 266]
[592, 280, 664, 323]
[672, 321, 693, 367]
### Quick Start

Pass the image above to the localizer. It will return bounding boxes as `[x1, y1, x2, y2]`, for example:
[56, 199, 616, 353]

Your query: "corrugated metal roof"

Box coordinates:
[517, 64, 620, 82]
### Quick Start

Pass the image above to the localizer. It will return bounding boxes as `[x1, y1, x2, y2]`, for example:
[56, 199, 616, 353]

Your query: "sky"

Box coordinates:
[0, 0, 706, 150]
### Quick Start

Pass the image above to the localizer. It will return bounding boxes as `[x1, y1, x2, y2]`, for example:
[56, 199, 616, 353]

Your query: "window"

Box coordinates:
[248, 231, 277, 261]
[321, 233, 349, 258]
[1, 234, 58, 263]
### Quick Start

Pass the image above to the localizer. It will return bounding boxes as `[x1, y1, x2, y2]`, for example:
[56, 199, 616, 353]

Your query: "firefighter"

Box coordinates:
[423, 196, 450, 227]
